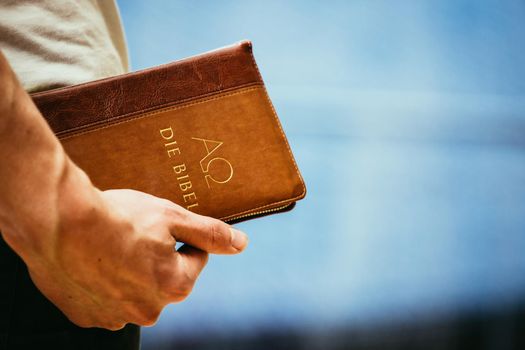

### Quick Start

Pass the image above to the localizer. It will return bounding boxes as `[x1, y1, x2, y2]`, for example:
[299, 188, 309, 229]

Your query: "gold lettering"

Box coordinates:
[160, 127, 200, 209]
[172, 163, 186, 174]
[186, 203, 199, 211]
[179, 181, 192, 191]
[204, 157, 234, 188]
[192, 137, 234, 188]
[191, 137, 223, 159]
[162, 129, 180, 156]
[167, 148, 181, 157]
[183, 192, 197, 203]
[160, 127, 174, 140]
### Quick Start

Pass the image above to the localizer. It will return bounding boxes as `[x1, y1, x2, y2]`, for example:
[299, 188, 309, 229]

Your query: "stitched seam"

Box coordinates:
[60, 76, 306, 218]
[56, 82, 262, 139]
[31, 46, 242, 98]
[60, 86, 261, 140]
[246, 48, 307, 199]
[219, 198, 300, 222]
[220, 49, 307, 221]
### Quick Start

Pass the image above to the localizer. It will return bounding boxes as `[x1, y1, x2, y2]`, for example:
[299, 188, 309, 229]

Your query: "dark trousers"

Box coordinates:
[0, 235, 140, 350]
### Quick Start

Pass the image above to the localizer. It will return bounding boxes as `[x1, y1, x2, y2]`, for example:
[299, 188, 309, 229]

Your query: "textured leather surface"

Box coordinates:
[31, 41, 306, 222]
[32, 41, 262, 137]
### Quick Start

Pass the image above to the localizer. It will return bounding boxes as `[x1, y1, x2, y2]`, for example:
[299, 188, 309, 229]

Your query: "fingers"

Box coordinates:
[163, 245, 208, 302]
[177, 244, 209, 280]
[168, 209, 249, 255]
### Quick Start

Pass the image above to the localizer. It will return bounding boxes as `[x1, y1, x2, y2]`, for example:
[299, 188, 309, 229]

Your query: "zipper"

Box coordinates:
[225, 203, 294, 223]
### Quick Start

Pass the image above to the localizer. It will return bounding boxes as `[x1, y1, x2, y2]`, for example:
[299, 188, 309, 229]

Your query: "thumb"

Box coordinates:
[169, 210, 249, 254]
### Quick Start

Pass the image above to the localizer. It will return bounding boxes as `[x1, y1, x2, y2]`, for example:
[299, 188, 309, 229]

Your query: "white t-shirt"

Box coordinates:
[0, 0, 129, 92]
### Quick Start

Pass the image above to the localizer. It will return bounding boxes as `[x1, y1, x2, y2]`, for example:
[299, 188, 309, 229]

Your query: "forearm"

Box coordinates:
[0, 50, 248, 330]
[0, 50, 96, 260]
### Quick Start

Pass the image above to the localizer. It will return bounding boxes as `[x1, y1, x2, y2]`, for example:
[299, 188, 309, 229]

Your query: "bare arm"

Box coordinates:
[0, 50, 248, 330]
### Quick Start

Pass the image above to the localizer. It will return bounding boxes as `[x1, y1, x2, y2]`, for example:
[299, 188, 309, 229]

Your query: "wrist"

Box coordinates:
[1, 156, 101, 266]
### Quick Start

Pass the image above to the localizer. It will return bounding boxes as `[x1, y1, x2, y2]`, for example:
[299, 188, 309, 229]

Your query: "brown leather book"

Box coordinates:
[31, 41, 306, 223]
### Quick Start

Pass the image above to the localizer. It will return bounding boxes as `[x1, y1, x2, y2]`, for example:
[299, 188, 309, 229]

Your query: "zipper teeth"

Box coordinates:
[225, 203, 293, 222]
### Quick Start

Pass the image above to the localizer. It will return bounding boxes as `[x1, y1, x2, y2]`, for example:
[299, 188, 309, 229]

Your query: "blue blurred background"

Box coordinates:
[118, 1, 525, 349]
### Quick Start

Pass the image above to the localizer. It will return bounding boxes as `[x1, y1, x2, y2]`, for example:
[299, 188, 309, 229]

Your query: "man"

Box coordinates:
[0, 1, 248, 348]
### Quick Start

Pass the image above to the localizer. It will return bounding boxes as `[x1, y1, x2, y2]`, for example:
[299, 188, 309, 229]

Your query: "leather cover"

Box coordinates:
[30, 41, 306, 222]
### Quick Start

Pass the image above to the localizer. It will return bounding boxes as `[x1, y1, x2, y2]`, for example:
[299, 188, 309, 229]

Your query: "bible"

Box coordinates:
[30, 41, 306, 223]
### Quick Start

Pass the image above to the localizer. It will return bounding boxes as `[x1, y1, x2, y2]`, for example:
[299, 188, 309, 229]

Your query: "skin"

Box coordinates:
[0, 50, 248, 330]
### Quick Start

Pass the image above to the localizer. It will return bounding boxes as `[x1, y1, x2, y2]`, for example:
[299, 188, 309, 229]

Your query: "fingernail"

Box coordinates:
[230, 228, 248, 251]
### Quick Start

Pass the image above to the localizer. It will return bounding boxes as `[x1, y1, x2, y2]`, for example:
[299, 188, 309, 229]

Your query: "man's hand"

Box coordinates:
[0, 50, 248, 330]
[23, 184, 248, 330]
